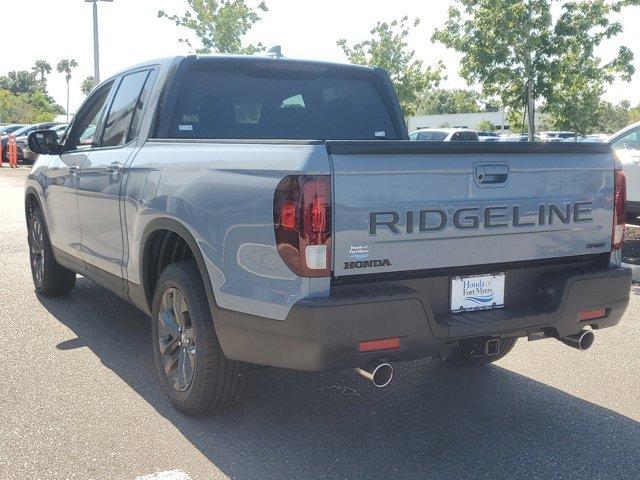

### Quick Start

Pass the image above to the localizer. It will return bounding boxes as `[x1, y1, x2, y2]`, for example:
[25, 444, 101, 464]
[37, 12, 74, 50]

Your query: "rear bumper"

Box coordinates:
[214, 259, 631, 371]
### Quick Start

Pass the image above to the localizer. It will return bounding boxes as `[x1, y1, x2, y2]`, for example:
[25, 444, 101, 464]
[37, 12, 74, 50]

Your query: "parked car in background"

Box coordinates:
[477, 131, 500, 142]
[409, 128, 479, 141]
[18, 124, 68, 164]
[1, 122, 61, 163]
[539, 131, 576, 142]
[581, 134, 609, 143]
[0, 124, 27, 135]
[499, 134, 529, 142]
[609, 121, 640, 215]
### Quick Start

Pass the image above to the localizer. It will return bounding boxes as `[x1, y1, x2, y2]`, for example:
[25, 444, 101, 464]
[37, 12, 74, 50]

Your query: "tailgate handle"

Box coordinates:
[475, 164, 509, 185]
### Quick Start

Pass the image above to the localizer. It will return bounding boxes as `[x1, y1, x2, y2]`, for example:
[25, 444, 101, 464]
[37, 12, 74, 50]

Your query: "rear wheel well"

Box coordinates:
[143, 229, 195, 309]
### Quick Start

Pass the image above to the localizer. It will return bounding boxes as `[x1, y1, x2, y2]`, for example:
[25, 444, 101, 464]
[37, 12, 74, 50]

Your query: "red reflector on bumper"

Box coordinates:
[359, 337, 400, 353]
[579, 308, 606, 322]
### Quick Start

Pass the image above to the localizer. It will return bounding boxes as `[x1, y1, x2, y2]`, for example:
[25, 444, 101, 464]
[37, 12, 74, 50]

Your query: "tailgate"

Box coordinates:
[328, 141, 615, 277]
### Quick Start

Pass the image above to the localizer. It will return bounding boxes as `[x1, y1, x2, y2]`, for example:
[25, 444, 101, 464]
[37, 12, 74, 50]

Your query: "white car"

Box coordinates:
[539, 131, 576, 142]
[477, 131, 500, 142]
[609, 121, 640, 215]
[580, 134, 609, 143]
[409, 128, 479, 141]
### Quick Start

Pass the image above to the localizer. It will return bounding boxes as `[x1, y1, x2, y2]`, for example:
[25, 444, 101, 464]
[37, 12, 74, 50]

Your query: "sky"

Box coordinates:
[1, 0, 639, 115]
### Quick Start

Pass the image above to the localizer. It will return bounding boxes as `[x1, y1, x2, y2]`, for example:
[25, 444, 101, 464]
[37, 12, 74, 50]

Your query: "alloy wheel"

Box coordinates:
[157, 287, 196, 392]
[30, 219, 45, 283]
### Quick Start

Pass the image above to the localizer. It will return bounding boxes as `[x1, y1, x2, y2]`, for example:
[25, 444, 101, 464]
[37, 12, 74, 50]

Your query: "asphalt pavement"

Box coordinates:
[1, 167, 639, 480]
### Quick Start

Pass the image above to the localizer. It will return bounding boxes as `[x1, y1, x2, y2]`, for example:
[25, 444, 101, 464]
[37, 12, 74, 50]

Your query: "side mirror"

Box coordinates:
[27, 130, 61, 155]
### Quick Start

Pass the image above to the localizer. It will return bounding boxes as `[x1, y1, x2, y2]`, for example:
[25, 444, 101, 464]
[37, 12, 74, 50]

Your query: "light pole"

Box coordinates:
[85, 0, 113, 84]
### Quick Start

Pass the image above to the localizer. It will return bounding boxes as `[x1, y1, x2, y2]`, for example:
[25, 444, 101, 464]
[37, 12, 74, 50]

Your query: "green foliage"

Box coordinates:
[0, 70, 41, 95]
[56, 59, 78, 81]
[597, 100, 640, 133]
[0, 69, 62, 123]
[338, 17, 444, 117]
[158, 0, 268, 54]
[0, 89, 58, 124]
[433, 0, 640, 135]
[433, 0, 555, 119]
[81, 76, 96, 96]
[32, 60, 52, 87]
[417, 88, 499, 115]
[506, 109, 528, 133]
[542, 1, 639, 134]
[476, 119, 496, 132]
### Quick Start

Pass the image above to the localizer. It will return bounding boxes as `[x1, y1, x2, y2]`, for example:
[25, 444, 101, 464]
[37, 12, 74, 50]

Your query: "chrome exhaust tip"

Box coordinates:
[356, 362, 394, 388]
[559, 330, 595, 351]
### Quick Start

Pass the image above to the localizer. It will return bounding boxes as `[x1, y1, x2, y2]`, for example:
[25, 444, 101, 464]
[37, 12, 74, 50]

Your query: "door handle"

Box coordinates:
[106, 162, 123, 173]
[475, 164, 509, 185]
[68, 165, 79, 175]
[106, 162, 123, 179]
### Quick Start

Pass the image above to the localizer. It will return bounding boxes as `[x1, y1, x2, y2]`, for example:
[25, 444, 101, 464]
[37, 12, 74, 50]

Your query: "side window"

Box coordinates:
[65, 81, 115, 151]
[462, 132, 479, 141]
[409, 132, 418, 140]
[101, 70, 150, 148]
[612, 128, 640, 151]
[127, 70, 157, 143]
[450, 132, 461, 141]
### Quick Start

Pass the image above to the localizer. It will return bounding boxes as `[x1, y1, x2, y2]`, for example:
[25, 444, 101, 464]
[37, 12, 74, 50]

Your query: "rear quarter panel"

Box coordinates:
[123, 141, 331, 320]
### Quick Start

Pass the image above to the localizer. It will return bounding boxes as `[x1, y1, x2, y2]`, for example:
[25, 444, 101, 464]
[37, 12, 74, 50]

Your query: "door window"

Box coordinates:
[101, 70, 150, 147]
[65, 81, 114, 151]
[127, 70, 157, 143]
[612, 128, 640, 151]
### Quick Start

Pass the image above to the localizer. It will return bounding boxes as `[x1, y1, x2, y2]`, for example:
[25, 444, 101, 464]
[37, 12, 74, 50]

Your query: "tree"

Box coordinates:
[158, 0, 268, 54]
[32, 60, 52, 88]
[433, 0, 639, 140]
[630, 104, 640, 124]
[476, 119, 496, 131]
[417, 88, 499, 115]
[81, 76, 96, 96]
[0, 67, 62, 124]
[0, 70, 40, 96]
[0, 89, 59, 124]
[591, 100, 640, 133]
[57, 59, 78, 121]
[543, 1, 639, 135]
[338, 17, 444, 117]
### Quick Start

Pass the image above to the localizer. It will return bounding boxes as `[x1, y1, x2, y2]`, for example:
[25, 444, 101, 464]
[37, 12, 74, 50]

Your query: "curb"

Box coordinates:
[622, 262, 640, 282]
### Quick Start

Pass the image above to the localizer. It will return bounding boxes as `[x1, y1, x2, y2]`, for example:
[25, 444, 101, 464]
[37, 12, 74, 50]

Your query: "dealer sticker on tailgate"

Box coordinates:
[451, 273, 505, 313]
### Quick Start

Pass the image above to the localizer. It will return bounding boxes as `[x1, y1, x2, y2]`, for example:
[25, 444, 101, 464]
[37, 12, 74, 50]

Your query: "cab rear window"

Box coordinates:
[165, 60, 398, 141]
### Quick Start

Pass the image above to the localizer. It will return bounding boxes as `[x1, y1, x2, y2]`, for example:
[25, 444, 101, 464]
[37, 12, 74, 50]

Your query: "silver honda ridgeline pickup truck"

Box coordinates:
[25, 55, 631, 415]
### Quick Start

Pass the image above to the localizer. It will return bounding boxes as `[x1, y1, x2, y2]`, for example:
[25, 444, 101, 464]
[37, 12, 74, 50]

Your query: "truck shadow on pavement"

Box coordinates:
[40, 277, 640, 480]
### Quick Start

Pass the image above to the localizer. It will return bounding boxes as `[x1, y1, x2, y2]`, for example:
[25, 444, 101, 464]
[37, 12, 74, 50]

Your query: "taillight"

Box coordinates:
[274, 175, 332, 277]
[612, 169, 626, 251]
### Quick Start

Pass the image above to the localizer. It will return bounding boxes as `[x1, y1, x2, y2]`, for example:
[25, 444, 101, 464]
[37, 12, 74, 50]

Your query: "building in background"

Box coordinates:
[407, 111, 511, 132]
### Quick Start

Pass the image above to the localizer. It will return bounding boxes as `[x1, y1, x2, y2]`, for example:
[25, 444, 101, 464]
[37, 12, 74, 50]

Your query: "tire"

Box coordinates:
[444, 337, 517, 366]
[151, 261, 249, 416]
[28, 208, 76, 296]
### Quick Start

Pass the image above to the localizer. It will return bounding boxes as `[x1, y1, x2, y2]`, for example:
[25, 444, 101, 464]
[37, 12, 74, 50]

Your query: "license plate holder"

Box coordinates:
[450, 273, 505, 313]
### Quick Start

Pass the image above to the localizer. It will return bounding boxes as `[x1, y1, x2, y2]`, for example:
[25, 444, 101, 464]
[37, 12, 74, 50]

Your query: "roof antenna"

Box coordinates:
[265, 45, 283, 58]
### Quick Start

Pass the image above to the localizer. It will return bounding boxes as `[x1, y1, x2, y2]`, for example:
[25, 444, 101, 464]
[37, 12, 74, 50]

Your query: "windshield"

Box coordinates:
[8, 125, 34, 137]
[0, 125, 24, 135]
[166, 60, 398, 140]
